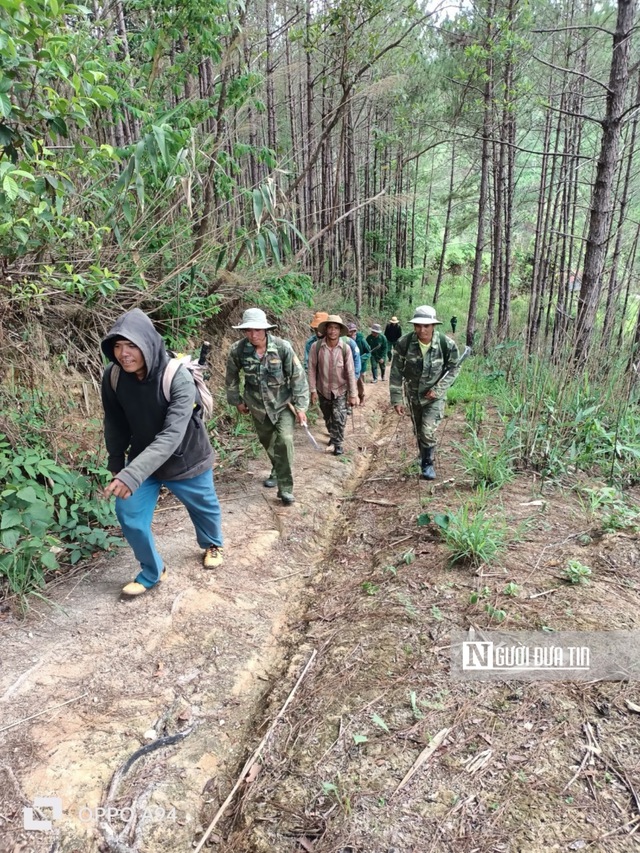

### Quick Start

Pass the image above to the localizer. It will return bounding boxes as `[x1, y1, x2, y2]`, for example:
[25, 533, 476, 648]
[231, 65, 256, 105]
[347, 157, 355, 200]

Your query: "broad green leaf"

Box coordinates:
[265, 228, 280, 265]
[3, 174, 18, 201]
[256, 231, 267, 264]
[1, 508, 23, 530]
[1, 528, 20, 550]
[152, 125, 167, 166]
[252, 187, 263, 227]
[0, 92, 11, 118]
[40, 550, 59, 570]
[15, 485, 39, 503]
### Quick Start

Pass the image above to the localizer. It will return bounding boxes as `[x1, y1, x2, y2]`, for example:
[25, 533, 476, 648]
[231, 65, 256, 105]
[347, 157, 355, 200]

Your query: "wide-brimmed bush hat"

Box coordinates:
[232, 308, 277, 330]
[408, 305, 442, 325]
[310, 311, 329, 330]
[370, 323, 383, 333]
[390, 316, 399, 323]
[347, 322, 358, 332]
[317, 314, 349, 337]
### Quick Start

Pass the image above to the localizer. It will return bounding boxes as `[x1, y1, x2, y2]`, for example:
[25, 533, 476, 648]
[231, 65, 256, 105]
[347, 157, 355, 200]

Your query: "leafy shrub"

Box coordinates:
[0, 433, 119, 601]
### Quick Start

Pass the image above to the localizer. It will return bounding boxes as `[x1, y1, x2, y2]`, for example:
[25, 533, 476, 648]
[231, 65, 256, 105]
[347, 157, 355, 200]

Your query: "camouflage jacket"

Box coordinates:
[389, 329, 460, 405]
[226, 334, 309, 424]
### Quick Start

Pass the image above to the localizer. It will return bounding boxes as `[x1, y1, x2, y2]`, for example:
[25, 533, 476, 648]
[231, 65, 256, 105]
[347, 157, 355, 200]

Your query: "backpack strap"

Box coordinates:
[109, 363, 120, 392]
[161, 358, 181, 402]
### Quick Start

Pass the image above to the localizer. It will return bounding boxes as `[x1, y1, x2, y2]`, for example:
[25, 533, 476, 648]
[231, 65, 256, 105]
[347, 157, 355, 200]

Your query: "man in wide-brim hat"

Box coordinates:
[384, 315, 403, 359]
[308, 314, 357, 456]
[366, 323, 389, 382]
[226, 308, 309, 505]
[389, 304, 460, 480]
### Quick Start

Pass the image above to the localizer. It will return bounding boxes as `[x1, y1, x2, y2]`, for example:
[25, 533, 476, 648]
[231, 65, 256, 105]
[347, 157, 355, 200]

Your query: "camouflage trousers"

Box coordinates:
[408, 395, 445, 451]
[318, 392, 348, 449]
[252, 407, 295, 491]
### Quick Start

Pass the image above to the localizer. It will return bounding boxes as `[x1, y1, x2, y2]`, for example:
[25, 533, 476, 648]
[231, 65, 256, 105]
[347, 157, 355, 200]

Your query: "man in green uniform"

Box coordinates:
[389, 305, 460, 480]
[366, 324, 389, 382]
[226, 308, 309, 505]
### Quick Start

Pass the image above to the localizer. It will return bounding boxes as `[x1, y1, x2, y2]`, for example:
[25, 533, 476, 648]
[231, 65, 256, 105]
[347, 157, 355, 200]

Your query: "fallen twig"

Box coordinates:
[0, 693, 87, 733]
[193, 649, 318, 852]
[529, 588, 560, 599]
[392, 727, 451, 796]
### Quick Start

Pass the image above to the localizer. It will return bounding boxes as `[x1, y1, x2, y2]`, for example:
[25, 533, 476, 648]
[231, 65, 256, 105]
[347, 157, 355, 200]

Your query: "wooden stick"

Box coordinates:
[392, 727, 450, 796]
[0, 693, 87, 733]
[193, 649, 318, 853]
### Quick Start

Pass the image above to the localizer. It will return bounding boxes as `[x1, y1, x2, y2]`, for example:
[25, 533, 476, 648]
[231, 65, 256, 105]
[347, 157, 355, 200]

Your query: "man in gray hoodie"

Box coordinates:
[101, 308, 224, 598]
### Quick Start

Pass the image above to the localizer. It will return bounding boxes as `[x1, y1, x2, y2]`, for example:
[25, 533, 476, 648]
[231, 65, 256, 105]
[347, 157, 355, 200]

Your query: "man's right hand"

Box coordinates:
[237, 402, 250, 415]
[394, 404, 404, 416]
[310, 392, 318, 405]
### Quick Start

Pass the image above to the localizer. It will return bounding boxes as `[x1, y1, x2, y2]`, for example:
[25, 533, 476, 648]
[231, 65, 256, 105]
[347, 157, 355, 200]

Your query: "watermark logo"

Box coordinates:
[23, 797, 177, 831]
[23, 796, 62, 831]
[451, 630, 640, 681]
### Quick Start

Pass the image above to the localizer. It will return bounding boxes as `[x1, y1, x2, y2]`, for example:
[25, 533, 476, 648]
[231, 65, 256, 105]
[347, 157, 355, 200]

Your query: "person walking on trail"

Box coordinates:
[384, 316, 403, 358]
[226, 308, 309, 506]
[304, 311, 329, 369]
[101, 308, 224, 599]
[367, 324, 389, 382]
[308, 314, 357, 456]
[305, 311, 361, 396]
[389, 304, 460, 480]
[347, 321, 371, 405]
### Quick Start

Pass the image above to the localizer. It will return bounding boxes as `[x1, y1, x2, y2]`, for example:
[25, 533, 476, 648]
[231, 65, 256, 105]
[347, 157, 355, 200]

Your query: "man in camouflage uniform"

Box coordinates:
[389, 305, 460, 480]
[226, 308, 309, 505]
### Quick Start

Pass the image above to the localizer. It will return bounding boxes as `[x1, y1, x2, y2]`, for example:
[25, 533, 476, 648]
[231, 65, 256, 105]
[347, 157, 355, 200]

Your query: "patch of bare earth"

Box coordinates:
[0, 385, 386, 853]
[220, 399, 640, 853]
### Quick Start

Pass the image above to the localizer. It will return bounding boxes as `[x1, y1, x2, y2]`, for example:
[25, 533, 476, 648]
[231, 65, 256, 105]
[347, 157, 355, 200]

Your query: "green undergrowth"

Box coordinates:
[457, 342, 640, 488]
[0, 390, 119, 606]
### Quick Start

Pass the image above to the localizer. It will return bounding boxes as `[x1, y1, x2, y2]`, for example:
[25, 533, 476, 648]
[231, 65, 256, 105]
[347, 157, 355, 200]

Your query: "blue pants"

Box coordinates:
[115, 468, 223, 588]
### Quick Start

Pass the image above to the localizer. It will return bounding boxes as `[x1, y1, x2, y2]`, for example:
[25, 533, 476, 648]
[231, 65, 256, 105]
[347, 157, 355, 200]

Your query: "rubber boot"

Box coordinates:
[421, 446, 436, 480]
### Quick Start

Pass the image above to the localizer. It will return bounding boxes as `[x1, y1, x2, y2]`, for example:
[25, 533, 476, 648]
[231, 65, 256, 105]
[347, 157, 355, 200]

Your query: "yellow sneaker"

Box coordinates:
[121, 569, 166, 598]
[203, 546, 223, 570]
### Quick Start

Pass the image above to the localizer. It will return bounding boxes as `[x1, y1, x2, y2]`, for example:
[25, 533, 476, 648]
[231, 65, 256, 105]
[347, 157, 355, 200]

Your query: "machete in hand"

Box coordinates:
[287, 402, 323, 453]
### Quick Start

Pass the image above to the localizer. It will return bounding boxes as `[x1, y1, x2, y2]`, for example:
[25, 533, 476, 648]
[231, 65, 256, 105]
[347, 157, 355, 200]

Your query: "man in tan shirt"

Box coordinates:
[308, 314, 357, 455]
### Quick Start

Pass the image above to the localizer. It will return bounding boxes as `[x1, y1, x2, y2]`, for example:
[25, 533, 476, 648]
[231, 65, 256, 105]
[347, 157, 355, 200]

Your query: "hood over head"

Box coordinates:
[101, 308, 168, 378]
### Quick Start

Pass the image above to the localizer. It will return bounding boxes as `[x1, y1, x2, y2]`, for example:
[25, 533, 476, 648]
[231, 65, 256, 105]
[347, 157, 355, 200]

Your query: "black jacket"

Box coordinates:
[101, 309, 213, 493]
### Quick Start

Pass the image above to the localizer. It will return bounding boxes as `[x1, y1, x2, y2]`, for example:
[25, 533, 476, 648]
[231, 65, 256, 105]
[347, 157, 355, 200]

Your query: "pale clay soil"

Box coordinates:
[0, 380, 389, 853]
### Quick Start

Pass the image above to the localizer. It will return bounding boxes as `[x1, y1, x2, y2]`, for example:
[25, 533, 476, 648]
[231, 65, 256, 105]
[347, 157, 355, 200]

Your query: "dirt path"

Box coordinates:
[0, 381, 389, 853]
[3, 380, 640, 853]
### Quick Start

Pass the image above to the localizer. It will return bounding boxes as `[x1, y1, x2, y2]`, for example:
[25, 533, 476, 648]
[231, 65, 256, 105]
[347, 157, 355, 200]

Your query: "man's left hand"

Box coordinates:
[104, 477, 132, 499]
[424, 389, 439, 401]
[348, 396, 357, 407]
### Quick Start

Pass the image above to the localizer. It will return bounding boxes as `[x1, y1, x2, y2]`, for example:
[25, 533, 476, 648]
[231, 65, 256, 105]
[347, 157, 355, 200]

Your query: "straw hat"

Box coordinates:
[232, 308, 276, 330]
[310, 311, 329, 330]
[408, 305, 442, 325]
[390, 316, 399, 323]
[317, 314, 349, 337]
